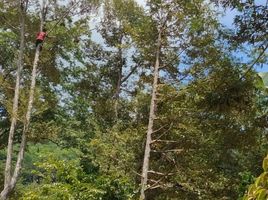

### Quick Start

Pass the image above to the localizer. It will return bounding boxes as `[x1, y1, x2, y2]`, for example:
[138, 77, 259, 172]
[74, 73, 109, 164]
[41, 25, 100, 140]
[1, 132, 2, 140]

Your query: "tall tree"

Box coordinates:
[1, 0, 48, 197]
[97, 0, 143, 121]
[1, 0, 28, 199]
[1, 0, 91, 198]
[138, 0, 213, 198]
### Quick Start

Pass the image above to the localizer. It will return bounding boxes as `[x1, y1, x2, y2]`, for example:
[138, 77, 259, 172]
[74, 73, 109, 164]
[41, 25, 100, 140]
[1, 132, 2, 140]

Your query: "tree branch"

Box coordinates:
[239, 42, 268, 81]
[121, 65, 139, 84]
[148, 170, 175, 176]
[151, 139, 179, 143]
[0, 130, 4, 137]
[151, 149, 184, 153]
[154, 123, 173, 140]
[151, 124, 168, 135]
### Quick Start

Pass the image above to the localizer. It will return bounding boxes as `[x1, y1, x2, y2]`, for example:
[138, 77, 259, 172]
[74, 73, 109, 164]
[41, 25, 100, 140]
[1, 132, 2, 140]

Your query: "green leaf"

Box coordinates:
[263, 157, 268, 172]
[259, 72, 268, 87]
[254, 74, 266, 90]
[257, 189, 268, 200]
[248, 184, 257, 194]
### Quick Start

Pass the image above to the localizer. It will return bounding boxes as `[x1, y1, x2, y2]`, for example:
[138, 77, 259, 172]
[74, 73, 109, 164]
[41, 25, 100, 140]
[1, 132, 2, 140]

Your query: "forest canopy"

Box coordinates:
[0, 0, 267, 199]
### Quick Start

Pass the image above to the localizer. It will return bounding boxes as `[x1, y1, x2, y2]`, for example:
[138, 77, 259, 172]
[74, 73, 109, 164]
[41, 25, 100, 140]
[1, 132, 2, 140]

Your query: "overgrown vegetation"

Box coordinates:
[0, 0, 267, 199]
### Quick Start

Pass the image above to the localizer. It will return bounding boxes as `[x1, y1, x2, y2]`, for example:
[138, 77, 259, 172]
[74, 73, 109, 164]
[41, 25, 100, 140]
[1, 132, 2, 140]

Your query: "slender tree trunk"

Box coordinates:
[15, 42, 41, 175]
[140, 30, 162, 200]
[0, 25, 42, 200]
[114, 36, 124, 120]
[3, 0, 27, 193]
[1, 2, 45, 199]
[6, 42, 41, 191]
[114, 62, 122, 119]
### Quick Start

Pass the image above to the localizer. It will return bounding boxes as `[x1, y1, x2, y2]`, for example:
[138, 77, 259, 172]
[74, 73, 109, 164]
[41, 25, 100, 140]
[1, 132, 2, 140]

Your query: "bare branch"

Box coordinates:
[239, 42, 268, 81]
[152, 124, 168, 135]
[151, 139, 179, 143]
[148, 170, 175, 176]
[154, 123, 173, 140]
[0, 130, 4, 137]
[121, 65, 139, 84]
[147, 178, 166, 190]
[151, 149, 184, 153]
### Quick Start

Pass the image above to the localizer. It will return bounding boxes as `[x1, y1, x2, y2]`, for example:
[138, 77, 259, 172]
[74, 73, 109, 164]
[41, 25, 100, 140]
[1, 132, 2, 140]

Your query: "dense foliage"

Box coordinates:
[0, 0, 267, 199]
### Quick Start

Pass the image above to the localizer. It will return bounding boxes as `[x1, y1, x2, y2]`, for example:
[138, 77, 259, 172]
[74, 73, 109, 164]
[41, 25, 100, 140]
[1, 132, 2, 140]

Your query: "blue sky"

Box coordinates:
[135, 0, 267, 73]
[218, 0, 267, 72]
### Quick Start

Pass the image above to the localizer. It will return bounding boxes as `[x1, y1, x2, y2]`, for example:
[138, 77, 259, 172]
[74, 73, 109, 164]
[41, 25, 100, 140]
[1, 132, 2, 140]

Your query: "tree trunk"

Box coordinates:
[114, 36, 124, 120]
[114, 62, 122, 119]
[0, 46, 41, 200]
[3, 0, 26, 194]
[140, 30, 162, 200]
[1, 2, 45, 199]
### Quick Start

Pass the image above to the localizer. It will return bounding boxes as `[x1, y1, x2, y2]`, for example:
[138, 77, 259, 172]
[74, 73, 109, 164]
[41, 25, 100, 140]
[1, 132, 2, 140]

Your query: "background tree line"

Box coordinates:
[0, 0, 267, 199]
